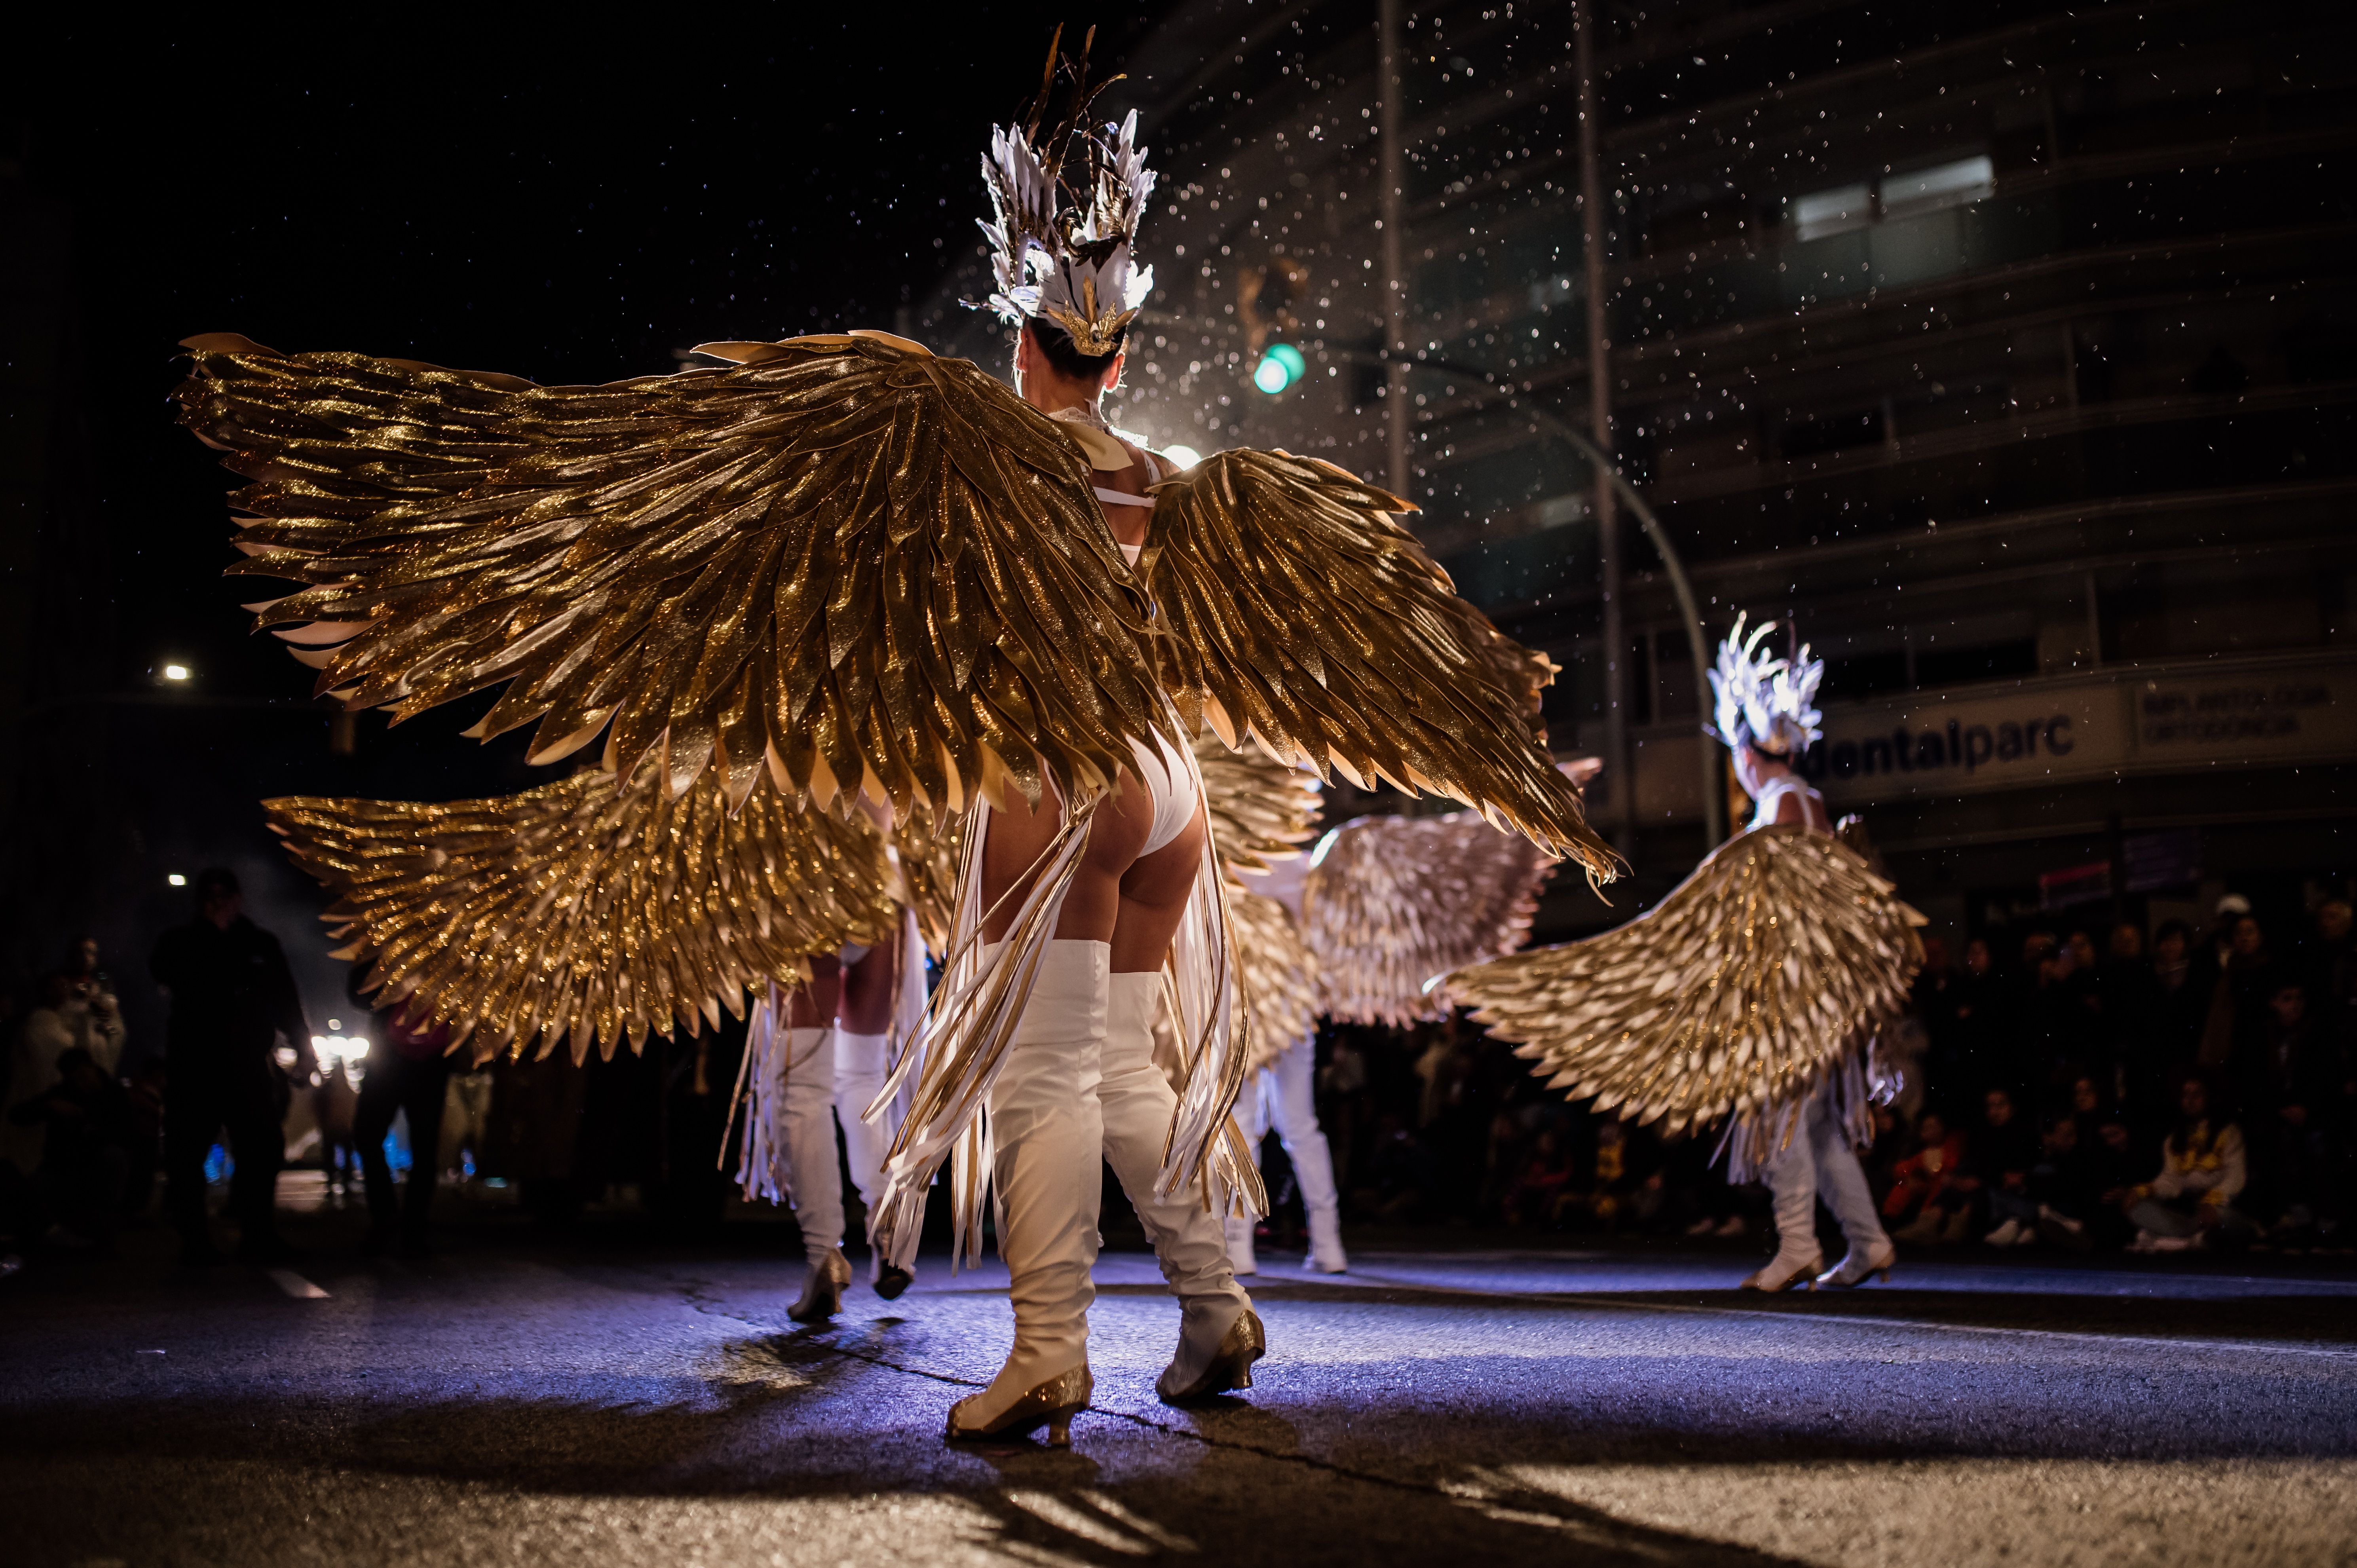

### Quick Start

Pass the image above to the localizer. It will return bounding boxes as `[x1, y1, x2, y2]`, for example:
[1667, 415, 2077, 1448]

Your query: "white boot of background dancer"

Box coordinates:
[1256, 1040, 1348, 1274]
[832, 1026, 912, 1299]
[1104, 972, 1264, 1404]
[945, 939, 1105, 1444]
[775, 1026, 855, 1321]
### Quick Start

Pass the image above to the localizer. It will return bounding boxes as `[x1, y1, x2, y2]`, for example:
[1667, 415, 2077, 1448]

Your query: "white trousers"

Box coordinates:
[775, 1028, 895, 1262]
[1763, 1089, 1889, 1259]
[1233, 1038, 1341, 1224]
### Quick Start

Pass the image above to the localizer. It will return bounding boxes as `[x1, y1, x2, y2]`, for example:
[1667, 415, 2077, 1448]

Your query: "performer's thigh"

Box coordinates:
[838, 940, 899, 1034]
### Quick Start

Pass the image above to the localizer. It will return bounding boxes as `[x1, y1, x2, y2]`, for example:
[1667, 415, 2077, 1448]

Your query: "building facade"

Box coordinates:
[918, 0, 2357, 945]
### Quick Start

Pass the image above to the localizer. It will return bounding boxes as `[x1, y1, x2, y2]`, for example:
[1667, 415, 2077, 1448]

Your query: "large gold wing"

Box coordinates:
[1300, 809, 1557, 1026]
[1448, 824, 1925, 1144]
[177, 331, 1170, 818]
[1142, 449, 1614, 875]
[264, 758, 900, 1061]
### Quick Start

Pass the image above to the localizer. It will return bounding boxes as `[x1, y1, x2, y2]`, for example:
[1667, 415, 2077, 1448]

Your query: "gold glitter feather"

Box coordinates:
[1144, 450, 1614, 874]
[177, 331, 1168, 820]
[264, 758, 899, 1062]
[1447, 824, 1924, 1159]
[1228, 888, 1320, 1076]
[1301, 810, 1558, 1026]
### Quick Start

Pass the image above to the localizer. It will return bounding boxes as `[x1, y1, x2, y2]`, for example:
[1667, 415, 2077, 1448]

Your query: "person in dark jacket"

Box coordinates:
[348, 963, 455, 1258]
[150, 868, 315, 1264]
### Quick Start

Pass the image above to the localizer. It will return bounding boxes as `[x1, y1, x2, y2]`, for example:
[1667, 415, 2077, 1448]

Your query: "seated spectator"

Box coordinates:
[1357, 1112, 1432, 1224]
[2085, 1114, 2149, 1249]
[2242, 981, 2348, 1247]
[7, 1047, 132, 1251]
[2124, 1074, 2254, 1251]
[1556, 1120, 1660, 1232]
[1500, 1127, 1574, 1228]
[1973, 1088, 2042, 1245]
[1887, 1112, 1970, 1242]
[2028, 1114, 2101, 1249]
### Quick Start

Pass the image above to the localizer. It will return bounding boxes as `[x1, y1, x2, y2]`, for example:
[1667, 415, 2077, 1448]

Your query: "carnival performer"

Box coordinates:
[739, 935, 925, 1319]
[1450, 617, 1921, 1291]
[177, 31, 1610, 1446]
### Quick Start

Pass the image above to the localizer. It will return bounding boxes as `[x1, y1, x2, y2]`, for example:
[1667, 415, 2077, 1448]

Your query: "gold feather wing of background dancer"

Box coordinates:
[1300, 810, 1557, 1026]
[1447, 824, 1925, 1139]
[1143, 450, 1614, 875]
[176, 331, 1170, 819]
[1191, 734, 1323, 1072]
[1194, 732, 1322, 882]
[265, 759, 900, 1061]
[891, 802, 967, 957]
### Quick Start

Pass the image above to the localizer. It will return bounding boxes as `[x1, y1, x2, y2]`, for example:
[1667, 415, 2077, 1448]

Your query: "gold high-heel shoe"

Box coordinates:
[788, 1248, 852, 1323]
[1157, 1308, 1267, 1404]
[946, 1364, 1092, 1446]
[1738, 1251, 1823, 1291]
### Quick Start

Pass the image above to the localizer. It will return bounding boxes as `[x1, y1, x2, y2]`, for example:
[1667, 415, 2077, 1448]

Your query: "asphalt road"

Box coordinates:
[5, 1207, 2355, 1567]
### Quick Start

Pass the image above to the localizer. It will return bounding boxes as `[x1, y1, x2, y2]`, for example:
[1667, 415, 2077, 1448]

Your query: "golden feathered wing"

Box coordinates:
[265, 759, 900, 1061]
[1448, 824, 1925, 1161]
[1192, 734, 1324, 1073]
[1143, 450, 1613, 874]
[177, 331, 1171, 818]
[1299, 811, 1557, 1026]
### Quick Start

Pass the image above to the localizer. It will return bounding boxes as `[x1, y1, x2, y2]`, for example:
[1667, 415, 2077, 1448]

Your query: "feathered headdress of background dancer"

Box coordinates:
[976, 25, 1157, 357]
[1707, 613, 1824, 757]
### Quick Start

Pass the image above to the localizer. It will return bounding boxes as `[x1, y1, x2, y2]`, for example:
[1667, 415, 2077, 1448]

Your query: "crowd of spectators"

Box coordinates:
[1267, 894, 2357, 1257]
[8, 875, 2354, 1269]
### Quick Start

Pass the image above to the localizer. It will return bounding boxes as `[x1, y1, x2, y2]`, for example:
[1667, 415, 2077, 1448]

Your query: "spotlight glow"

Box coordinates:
[161, 664, 190, 681]
[167, 873, 187, 887]
[1162, 444, 1202, 469]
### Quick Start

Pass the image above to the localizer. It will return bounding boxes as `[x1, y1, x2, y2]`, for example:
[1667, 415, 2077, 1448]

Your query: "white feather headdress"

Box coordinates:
[1707, 613, 1824, 757]
[976, 28, 1156, 357]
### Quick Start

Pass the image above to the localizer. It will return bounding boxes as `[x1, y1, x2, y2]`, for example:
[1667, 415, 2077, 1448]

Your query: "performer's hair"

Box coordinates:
[1023, 317, 1125, 383]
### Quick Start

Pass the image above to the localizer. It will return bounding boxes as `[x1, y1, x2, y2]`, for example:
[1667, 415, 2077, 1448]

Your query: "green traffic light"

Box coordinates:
[1253, 342, 1307, 394]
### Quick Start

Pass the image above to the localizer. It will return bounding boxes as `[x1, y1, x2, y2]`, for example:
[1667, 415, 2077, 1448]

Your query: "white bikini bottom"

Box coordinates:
[1129, 728, 1201, 858]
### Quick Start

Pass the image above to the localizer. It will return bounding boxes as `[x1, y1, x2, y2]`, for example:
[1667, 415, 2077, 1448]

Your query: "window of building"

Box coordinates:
[1791, 182, 1872, 243]
[1880, 155, 1995, 219]
[1787, 154, 1993, 242]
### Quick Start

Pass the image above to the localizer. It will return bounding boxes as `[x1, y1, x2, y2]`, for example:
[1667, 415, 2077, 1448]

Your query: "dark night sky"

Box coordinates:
[25, 12, 1162, 712]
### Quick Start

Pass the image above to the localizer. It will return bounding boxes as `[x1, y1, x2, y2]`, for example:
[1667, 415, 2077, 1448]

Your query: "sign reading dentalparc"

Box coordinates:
[1795, 654, 2357, 805]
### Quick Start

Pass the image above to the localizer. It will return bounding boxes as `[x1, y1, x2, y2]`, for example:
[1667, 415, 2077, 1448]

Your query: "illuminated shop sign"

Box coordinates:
[1790, 655, 2357, 805]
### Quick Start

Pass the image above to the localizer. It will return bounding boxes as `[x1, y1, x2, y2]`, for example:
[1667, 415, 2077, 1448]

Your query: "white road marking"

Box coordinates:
[268, 1269, 329, 1300]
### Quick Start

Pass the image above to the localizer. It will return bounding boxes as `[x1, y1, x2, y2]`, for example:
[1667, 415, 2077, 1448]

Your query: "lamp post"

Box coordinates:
[1376, 353, 1727, 851]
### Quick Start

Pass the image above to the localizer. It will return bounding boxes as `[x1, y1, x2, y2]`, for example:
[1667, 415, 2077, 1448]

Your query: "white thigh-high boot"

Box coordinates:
[1267, 1042, 1347, 1274]
[1745, 1114, 1827, 1291]
[947, 939, 1107, 1444]
[1225, 1071, 1266, 1275]
[776, 1027, 854, 1321]
[1807, 1093, 1897, 1288]
[832, 1030, 912, 1298]
[1102, 972, 1264, 1405]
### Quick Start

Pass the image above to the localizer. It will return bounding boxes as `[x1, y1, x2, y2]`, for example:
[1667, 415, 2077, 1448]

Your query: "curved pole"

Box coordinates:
[1378, 355, 1726, 849]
